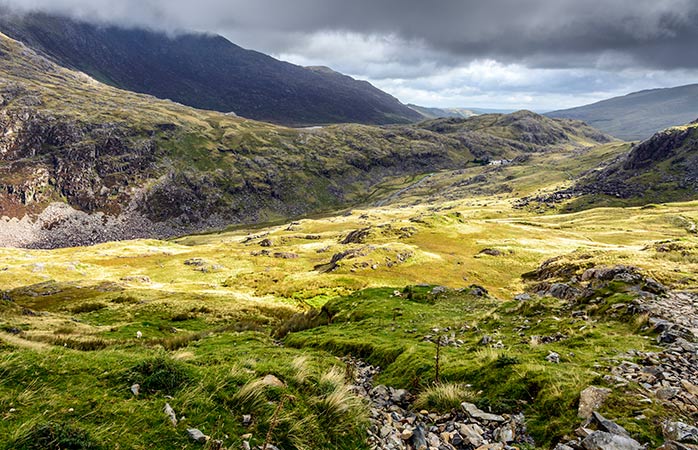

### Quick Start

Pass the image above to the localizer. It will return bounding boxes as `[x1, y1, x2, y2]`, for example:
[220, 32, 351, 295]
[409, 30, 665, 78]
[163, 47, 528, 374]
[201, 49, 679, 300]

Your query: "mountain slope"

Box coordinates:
[0, 32, 613, 248]
[0, 10, 422, 126]
[561, 119, 698, 209]
[547, 84, 698, 141]
[415, 111, 613, 160]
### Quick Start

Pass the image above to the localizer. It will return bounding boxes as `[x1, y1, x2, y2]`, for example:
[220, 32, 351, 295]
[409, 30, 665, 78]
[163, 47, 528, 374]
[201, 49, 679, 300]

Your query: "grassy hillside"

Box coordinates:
[1, 140, 697, 448]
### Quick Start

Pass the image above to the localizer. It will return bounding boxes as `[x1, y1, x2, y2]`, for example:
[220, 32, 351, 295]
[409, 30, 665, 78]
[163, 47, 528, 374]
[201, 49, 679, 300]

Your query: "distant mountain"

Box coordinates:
[408, 105, 476, 119]
[408, 104, 517, 120]
[0, 10, 422, 126]
[547, 84, 698, 141]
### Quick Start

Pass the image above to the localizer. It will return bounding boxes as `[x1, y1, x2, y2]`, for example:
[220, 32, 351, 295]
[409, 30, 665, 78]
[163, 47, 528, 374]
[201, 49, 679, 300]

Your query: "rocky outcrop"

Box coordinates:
[346, 358, 534, 450]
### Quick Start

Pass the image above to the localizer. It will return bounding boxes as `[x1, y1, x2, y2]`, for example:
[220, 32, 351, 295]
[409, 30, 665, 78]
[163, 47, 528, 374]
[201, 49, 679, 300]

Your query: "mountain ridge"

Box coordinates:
[0, 9, 422, 126]
[547, 83, 698, 141]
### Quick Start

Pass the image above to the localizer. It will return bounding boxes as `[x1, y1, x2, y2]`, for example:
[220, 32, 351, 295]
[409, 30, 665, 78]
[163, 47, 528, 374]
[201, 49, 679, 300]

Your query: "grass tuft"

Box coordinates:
[414, 383, 474, 412]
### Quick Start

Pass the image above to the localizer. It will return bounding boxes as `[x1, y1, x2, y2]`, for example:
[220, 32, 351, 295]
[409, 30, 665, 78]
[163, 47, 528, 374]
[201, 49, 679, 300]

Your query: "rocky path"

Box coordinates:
[610, 291, 698, 423]
[345, 357, 533, 450]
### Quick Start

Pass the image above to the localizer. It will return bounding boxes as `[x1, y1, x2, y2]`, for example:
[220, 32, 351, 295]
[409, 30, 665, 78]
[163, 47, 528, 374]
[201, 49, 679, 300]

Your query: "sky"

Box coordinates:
[3, 0, 698, 111]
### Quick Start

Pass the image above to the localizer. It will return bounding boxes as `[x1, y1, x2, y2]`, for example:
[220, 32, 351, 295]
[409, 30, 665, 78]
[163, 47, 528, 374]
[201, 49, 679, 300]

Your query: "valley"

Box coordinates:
[1, 6, 698, 450]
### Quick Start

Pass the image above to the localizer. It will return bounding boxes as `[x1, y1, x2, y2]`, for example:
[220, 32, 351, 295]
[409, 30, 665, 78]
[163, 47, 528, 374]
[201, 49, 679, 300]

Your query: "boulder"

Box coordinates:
[461, 402, 505, 422]
[578, 386, 611, 419]
[581, 431, 643, 450]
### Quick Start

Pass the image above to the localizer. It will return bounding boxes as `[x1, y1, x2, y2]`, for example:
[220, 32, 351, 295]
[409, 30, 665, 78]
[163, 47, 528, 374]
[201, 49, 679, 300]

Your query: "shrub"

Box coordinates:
[70, 302, 107, 314]
[12, 422, 102, 450]
[128, 356, 192, 394]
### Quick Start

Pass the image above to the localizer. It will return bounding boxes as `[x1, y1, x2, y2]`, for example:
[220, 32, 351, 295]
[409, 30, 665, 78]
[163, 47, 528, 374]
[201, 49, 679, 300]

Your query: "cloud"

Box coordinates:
[2, 0, 698, 109]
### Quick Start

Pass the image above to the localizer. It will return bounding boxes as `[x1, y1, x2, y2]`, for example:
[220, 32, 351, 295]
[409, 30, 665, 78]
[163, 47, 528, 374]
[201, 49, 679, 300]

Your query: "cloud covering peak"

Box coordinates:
[3, 0, 698, 110]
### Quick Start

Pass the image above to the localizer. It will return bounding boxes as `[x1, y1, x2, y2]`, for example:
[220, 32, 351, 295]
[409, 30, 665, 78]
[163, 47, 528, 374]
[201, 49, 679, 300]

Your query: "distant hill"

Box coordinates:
[0, 10, 422, 126]
[408, 104, 516, 119]
[408, 105, 476, 119]
[415, 111, 613, 160]
[547, 84, 698, 141]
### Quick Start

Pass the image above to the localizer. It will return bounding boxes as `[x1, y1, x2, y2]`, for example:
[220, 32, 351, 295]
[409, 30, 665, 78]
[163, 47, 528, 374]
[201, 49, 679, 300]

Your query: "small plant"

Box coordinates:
[414, 383, 474, 412]
[494, 354, 521, 368]
[70, 302, 107, 314]
[128, 356, 192, 394]
[111, 295, 140, 305]
[12, 421, 102, 450]
[229, 378, 269, 412]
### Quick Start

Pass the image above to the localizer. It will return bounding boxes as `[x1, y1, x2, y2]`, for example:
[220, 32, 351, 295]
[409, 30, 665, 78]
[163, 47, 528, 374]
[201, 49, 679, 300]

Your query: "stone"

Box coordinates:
[242, 441, 251, 450]
[591, 412, 630, 437]
[681, 380, 698, 396]
[514, 293, 531, 302]
[546, 351, 560, 364]
[164, 403, 177, 426]
[663, 421, 698, 444]
[461, 402, 505, 422]
[130, 384, 140, 396]
[242, 414, 252, 426]
[187, 428, 208, 443]
[260, 374, 285, 388]
[411, 425, 428, 450]
[554, 445, 575, 450]
[578, 386, 611, 419]
[459, 424, 485, 447]
[581, 431, 643, 450]
[656, 386, 680, 400]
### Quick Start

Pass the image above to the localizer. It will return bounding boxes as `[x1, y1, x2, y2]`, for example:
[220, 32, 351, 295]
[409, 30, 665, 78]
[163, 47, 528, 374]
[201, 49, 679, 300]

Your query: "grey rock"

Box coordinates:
[164, 402, 177, 426]
[581, 431, 643, 450]
[130, 383, 140, 396]
[578, 386, 611, 419]
[663, 421, 698, 444]
[187, 428, 208, 443]
[461, 402, 505, 422]
[591, 412, 630, 437]
[546, 351, 561, 364]
[410, 424, 428, 450]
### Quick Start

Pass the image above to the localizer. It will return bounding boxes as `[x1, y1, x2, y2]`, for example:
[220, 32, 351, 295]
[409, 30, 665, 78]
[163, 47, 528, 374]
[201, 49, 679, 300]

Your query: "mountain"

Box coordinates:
[550, 119, 698, 210]
[546, 84, 698, 141]
[408, 104, 517, 120]
[0, 10, 422, 127]
[408, 104, 476, 119]
[0, 29, 612, 248]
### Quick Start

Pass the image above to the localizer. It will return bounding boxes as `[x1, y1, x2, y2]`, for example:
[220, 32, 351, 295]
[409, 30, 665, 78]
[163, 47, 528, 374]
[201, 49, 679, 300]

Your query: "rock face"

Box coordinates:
[346, 357, 534, 450]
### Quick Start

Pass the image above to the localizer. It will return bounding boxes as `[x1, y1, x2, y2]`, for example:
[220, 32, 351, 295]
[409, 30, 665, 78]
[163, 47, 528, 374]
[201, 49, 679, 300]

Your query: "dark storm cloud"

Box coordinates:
[3, 0, 698, 110]
[4, 0, 698, 70]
